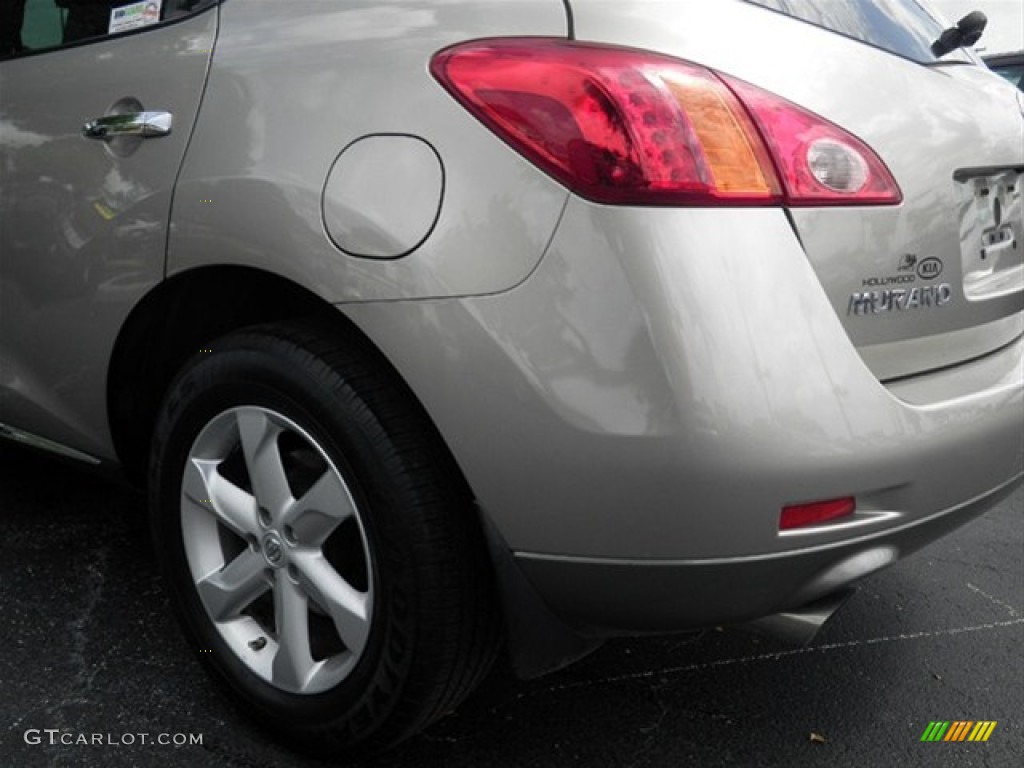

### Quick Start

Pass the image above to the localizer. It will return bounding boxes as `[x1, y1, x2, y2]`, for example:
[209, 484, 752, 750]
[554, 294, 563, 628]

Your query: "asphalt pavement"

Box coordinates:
[0, 441, 1021, 767]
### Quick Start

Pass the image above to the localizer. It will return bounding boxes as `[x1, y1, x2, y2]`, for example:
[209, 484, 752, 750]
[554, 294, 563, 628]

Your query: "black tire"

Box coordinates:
[149, 320, 500, 757]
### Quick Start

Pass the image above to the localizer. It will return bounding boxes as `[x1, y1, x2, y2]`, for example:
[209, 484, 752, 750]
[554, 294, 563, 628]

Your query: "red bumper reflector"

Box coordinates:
[780, 497, 856, 530]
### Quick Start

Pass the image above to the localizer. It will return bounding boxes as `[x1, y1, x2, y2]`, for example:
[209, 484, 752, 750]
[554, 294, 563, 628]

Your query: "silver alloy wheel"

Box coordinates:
[181, 405, 374, 694]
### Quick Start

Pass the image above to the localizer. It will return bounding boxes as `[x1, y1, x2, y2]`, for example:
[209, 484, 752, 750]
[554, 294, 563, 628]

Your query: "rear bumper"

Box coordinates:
[515, 474, 1021, 635]
[344, 198, 1024, 633]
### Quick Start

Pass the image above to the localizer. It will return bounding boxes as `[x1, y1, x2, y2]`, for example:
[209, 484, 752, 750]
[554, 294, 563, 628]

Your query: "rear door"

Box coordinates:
[0, 0, 217, 458]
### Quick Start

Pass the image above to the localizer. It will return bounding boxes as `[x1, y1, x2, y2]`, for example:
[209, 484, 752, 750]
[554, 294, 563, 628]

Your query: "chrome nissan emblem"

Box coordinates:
[262, 532, 285, 567]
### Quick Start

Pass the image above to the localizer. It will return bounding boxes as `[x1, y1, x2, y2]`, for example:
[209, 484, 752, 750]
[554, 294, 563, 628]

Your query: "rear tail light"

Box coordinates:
[431, 39, 901, 207]
[780, 497, 856, 531]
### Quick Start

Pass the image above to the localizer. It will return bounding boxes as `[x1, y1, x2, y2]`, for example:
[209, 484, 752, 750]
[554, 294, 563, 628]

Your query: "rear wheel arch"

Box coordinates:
[108, 267, 394, 483]
[107, 265, 592, 691]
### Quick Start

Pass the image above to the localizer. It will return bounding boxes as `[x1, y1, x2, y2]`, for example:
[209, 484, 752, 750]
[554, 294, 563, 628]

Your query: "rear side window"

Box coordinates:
[989, 61, 1024, 90]
[741, 0, 961, 63]
[2, 0, 213, 59]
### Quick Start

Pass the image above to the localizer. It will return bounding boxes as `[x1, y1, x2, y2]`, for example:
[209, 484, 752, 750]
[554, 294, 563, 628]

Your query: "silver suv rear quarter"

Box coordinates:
[1, 0, 1021, 756]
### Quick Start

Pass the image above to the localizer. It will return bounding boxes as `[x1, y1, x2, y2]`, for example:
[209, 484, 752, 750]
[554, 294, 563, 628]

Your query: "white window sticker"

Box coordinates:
[109, 0, 164, 35]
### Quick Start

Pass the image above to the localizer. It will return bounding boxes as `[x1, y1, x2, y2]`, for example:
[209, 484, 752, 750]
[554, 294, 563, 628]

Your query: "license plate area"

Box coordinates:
[955, 167, 1023, 300]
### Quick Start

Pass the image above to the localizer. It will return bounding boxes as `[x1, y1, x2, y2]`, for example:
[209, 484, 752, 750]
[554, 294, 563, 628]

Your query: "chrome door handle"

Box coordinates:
[82, 111, 173, 140]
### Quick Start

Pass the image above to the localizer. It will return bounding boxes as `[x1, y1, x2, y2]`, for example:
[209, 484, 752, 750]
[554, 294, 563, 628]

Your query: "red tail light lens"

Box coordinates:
[431, 39, 901, 207]
[780, 497, 856, 531]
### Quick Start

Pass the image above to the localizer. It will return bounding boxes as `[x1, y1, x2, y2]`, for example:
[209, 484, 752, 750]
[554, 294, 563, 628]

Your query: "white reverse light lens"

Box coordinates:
[806, 138, 869, 193]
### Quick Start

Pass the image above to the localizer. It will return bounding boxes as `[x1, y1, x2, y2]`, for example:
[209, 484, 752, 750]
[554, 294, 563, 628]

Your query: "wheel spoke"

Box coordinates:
[196, 550, 270, 622]
[183, 458, 261, 537]
[272, 572, 316, 692]
[281, 469, 355, 545]
[236, 409, 293, 516]
[293, 552, 370, 655]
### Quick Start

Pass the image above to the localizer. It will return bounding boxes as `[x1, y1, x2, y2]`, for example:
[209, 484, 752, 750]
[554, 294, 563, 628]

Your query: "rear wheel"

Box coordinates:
[149, 321, 500, 755]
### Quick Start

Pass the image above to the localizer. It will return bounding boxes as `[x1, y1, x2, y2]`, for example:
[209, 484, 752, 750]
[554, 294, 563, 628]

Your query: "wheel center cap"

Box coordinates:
[262, 532, 285, 567]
